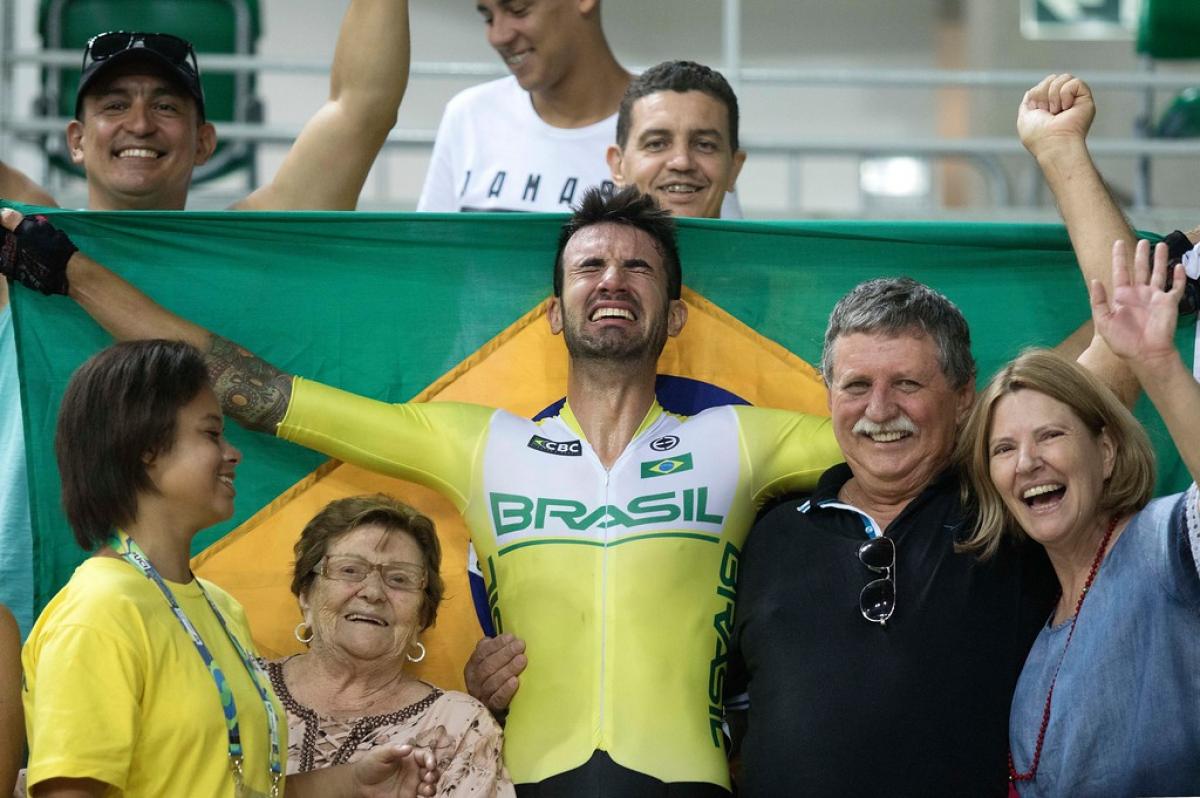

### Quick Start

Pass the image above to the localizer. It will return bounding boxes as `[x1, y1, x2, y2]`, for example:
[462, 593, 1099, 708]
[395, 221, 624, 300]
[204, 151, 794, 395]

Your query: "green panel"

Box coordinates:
[1137, 0, 1200, 59]
[679, 218, 1114, 370]
[8, 207, 1194, 613]
[41, 0, 260, 121]
[1157, 88, 1200, 138]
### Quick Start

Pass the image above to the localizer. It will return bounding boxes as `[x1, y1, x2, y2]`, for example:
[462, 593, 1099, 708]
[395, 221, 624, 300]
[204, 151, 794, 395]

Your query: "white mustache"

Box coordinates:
[852, 414, 917, 436]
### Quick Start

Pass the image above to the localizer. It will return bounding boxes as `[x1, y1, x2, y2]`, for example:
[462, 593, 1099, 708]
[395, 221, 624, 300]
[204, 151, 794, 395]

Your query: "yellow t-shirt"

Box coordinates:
[23, 557, 285, 797]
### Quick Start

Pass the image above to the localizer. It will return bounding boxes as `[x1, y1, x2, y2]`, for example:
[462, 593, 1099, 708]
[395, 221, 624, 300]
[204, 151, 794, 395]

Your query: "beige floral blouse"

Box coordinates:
[266, 658, 514, 797]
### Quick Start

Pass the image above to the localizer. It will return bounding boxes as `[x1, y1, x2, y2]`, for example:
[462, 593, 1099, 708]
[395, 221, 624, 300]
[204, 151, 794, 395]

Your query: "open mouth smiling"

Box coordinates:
[864, 430, 911, 443]
[657, 183, 705, 197]
[345, 613, 388, 627]
[115, 147, 163, 159]
[1021, 483, 1066, 509]
[590, 307, 635, 322]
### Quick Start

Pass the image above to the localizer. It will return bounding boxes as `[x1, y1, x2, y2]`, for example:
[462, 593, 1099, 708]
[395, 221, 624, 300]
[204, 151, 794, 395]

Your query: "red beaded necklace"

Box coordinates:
[1008, 515, 1119, 789]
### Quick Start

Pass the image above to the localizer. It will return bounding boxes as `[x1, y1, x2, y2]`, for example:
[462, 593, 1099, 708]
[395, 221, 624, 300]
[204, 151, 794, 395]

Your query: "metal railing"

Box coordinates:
[3, 21, 1199, 214]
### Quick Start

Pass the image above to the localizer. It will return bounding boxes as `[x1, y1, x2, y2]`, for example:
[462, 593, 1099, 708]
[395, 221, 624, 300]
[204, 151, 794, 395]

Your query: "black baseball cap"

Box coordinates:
[75, 32, 206, 120]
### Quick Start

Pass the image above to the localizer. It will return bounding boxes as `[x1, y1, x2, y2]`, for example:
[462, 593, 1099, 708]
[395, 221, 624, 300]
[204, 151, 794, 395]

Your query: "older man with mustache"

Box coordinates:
[725, 72, 1178, 797]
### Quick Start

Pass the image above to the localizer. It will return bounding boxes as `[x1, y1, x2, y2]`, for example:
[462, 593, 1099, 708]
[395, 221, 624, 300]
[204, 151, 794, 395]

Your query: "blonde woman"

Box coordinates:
[960, 241, 1200, 796]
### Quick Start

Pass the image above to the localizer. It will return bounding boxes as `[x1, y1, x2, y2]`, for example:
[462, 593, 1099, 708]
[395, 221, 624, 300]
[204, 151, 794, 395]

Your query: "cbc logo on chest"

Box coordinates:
[527, 435, 582, 456]
[650, 435, 680, 452]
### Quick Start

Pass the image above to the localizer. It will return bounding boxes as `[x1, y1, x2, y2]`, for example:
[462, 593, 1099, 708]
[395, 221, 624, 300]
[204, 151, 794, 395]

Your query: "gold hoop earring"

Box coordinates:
[294, 621, 314, 644]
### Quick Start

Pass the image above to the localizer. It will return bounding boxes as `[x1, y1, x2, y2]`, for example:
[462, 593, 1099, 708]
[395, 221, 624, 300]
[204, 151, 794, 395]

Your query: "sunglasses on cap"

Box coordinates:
[82, 31, 199, 77]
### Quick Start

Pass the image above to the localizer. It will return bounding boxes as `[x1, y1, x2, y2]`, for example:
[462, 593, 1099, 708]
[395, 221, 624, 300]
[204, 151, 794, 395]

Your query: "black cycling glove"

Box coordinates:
[0, 214, 76, 296]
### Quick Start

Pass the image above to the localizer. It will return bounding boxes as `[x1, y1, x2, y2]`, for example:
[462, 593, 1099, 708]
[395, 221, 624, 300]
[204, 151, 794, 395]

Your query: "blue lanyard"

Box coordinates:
[111, 531, 283, 797]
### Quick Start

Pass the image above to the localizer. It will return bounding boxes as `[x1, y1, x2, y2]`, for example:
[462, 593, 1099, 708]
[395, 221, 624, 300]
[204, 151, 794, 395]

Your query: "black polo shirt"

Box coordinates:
[729, 463, 1054, 798]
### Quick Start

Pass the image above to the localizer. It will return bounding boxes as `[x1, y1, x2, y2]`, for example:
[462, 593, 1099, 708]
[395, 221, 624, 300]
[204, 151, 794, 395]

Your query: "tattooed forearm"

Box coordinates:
[204, 335, 294, 433]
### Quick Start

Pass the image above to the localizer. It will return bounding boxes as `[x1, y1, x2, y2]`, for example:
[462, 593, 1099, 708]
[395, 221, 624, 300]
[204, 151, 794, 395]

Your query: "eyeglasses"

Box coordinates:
[316, 556, 427, 593]
[858, 536, 896, 626]
[83, 32, 199, 77]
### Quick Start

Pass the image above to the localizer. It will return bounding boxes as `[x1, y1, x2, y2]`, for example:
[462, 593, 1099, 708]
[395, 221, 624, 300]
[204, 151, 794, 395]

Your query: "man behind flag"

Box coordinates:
[0, 0, 411, 212]
[0, 187, 841, 796]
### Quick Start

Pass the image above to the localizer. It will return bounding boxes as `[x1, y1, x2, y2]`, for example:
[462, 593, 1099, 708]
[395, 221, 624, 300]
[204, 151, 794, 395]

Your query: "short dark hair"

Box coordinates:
[821, 277, 976, 390]
[616, 60, 740, 152]
[553, 185, 682, 299]
[55, 340, 211, 550]
[291, 494, 445, 630]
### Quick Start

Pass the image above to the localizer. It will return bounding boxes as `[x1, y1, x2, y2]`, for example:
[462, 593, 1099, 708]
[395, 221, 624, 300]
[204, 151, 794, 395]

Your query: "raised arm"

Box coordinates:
[235, 0, 410, 211]
[0, 208, 292, 433]
[1018, 73, 1139, 405]
[1092, 239, 1200, 498]
[0, 162, 58, 207]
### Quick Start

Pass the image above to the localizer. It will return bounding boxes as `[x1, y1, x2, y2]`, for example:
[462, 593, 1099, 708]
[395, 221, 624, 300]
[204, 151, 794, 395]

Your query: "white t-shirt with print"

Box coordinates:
[418, 76, 742, 217]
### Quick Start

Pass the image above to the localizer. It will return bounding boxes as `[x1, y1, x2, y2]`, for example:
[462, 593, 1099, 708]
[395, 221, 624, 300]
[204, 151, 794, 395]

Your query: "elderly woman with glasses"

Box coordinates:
[268, 495, 513, 796]
[959, 241, 1200, 796]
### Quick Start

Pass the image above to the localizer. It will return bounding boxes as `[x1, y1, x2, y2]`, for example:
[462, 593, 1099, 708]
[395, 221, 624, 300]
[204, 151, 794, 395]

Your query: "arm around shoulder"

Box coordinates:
[739, 407, 842, 500]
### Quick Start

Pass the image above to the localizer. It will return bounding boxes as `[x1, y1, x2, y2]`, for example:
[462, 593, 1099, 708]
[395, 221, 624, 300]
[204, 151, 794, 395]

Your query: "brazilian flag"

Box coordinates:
[9, 208, 1195, 685]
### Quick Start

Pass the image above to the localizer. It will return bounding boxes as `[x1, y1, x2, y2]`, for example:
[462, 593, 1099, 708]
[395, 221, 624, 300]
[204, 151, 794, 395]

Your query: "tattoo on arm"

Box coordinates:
[204, 335, 294, 433]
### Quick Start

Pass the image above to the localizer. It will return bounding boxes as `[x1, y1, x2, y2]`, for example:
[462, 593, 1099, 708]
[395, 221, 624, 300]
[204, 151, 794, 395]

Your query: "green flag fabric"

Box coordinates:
[9, 208, 1196, 613]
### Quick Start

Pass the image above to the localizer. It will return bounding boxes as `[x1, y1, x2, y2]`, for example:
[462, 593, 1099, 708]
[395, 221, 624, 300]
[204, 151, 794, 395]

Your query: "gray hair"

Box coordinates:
[821, 277, 976, 389]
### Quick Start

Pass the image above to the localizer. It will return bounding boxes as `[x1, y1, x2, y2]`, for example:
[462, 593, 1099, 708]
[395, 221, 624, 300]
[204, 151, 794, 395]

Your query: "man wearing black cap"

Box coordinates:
[60, 31, 217, 212]
[0, 0, 410, 212]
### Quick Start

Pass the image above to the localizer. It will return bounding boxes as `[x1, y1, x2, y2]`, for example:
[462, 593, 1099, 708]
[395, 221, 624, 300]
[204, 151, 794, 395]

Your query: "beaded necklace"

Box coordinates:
[1008, 515, 1118, 788]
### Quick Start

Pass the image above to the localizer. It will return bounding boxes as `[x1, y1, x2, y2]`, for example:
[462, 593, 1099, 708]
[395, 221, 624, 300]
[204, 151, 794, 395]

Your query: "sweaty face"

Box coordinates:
[987, 389, 1114, 554]
[143, 387, 240, 533]
[67, 62, 214, 210]
[827, 331, 973, 502]
[549, 223, 685, 365]
[608, 91, 745, 219]
[301, 523, 428, 665]
[476, 0, 584, 94]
